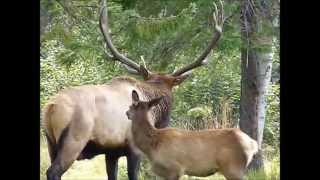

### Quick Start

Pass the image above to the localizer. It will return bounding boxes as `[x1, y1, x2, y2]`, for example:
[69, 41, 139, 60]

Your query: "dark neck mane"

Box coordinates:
[137, 82, 172, 129]
[111, 76, 173, 128]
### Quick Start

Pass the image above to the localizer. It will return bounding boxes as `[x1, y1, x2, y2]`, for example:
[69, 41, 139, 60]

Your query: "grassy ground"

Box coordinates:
[41, 138, 279, 180]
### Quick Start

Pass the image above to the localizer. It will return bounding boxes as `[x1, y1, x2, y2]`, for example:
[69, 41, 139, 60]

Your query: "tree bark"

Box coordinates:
[239, 0, 274, 170]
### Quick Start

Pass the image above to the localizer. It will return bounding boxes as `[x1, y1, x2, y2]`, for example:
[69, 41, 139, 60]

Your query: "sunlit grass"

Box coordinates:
[41, 138, 279, 180]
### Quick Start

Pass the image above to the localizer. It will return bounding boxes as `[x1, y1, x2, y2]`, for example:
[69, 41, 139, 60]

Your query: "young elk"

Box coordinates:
[42, 0, 227, 180]
[126, 90, 258, 180]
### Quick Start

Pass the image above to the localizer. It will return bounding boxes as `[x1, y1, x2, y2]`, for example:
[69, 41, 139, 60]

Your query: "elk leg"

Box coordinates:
[105, 154, 119, 180]
[47, 112, 94, 180]
[126, 149, 141, 180]
[46, 134, 90, 180]
[45, 133, 57, 163]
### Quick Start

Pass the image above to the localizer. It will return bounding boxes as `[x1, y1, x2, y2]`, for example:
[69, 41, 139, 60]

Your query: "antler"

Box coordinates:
[171, 0, 227, 76]
[99, 0, 149, 77]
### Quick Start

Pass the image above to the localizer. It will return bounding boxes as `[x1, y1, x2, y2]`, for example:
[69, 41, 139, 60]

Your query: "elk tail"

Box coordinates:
[41, 103, 58, 163]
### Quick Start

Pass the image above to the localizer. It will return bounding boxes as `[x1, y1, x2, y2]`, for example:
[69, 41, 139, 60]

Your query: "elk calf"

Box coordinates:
[126, 90, 258, 180]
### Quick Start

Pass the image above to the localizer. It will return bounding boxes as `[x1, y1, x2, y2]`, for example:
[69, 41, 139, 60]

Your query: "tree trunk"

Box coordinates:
[239, 0, 274, 170]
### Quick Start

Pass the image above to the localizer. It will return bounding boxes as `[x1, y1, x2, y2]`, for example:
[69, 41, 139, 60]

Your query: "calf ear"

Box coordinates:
[132, 90, 140, 102]
[148, 96, 164, 108]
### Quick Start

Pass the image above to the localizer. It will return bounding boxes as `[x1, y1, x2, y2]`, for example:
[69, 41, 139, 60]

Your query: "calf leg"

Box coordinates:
[152, 164, 167, 178]
[152, 163, 180, 180]
[127, 149, 141, 180]
[105, 154, 119, 180]
[166, 175, 180, 180]
[225, 177, 244, 180]
[220, 164, 245, 180]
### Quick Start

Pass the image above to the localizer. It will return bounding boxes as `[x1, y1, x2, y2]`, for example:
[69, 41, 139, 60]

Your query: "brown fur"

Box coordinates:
[127, 91, 258, 180]
[42, 76, 174, 149]
[111, 76, 174, 128]
[42, 74, 188, 180]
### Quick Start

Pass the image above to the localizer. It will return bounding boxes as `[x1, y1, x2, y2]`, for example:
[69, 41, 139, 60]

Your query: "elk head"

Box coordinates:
[126, 90, 164, 121]
[99, 0, 228, 89]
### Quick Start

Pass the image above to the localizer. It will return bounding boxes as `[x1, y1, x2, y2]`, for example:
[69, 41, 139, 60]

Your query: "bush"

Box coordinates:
[264, 83, 280, 149]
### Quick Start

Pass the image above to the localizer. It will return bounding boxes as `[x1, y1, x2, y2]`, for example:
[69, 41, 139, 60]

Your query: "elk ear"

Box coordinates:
[132, 90, 140, 103]
[148, 96, 163, 109]
[139, 65, 150, 80]
[173, 73, 191, 86]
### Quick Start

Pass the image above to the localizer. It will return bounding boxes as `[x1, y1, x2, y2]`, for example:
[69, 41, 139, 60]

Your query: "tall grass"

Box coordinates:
[171, 97, 238, 131]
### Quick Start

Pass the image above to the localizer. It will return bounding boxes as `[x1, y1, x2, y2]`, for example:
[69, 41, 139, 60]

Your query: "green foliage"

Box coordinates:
[263, 38, 280, 150]
[171, 49, 242, 129]
[264, 83, 280, 148]
[40, 40, 124, 108]
[40, 0, 279, 179]
[187, 106, 212, 120]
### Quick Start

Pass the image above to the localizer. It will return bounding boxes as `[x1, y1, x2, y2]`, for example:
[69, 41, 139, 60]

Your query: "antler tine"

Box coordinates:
[101, 40, 141, 75]
[99, 0, 144, 74]
[171, 0, 225, 76]
[219, 0, 224, 24]
[213, 1, 218, 23]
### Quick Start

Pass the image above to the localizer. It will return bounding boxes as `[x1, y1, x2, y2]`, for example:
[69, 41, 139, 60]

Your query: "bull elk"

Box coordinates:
[126, 90, 258, 180]
[42, 0, 227, 180]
